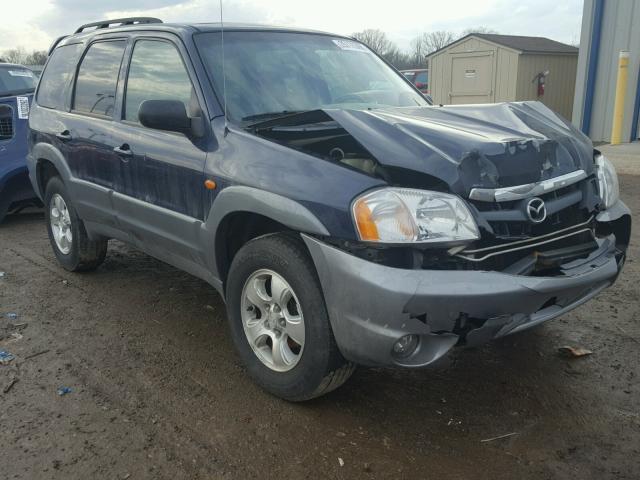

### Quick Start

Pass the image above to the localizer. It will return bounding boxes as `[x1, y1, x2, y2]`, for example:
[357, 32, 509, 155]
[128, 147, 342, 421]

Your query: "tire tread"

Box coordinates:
[227, 232, 355, 401]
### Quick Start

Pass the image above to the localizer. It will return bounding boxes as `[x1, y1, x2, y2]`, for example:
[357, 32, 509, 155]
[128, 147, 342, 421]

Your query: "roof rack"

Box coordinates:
[74, 17, 163, 34]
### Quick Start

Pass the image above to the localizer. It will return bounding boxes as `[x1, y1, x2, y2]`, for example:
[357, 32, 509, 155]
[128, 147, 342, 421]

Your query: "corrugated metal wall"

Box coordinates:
[573, 0, 640, 142]
[428, 36, 577, 119]
[517, 54, 578, 119]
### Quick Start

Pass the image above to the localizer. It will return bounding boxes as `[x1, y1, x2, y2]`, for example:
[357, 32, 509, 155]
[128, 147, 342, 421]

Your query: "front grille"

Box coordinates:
[0, 106, 13, 140]
[458, 175, 601, 274]
[469, 177, 596, 242]
[452, 219, 598, 274]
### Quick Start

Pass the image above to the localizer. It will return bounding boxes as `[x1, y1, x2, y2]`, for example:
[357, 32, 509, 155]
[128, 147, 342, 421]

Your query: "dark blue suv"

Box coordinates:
[1, 63, 39, 222]
[27, 18, 631, 400]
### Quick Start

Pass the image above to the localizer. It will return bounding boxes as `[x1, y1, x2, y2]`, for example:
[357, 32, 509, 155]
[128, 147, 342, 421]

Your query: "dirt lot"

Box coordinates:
[1, 174, 639, 480]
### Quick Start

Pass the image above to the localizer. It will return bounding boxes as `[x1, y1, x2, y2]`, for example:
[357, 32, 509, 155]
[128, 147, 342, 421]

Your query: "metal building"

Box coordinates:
[427, 33, 578, 119]
[572, 0, 640, 143]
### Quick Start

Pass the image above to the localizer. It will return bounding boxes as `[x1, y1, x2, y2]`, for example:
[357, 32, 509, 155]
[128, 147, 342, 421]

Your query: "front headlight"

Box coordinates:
[352, 188, 479, 243]
[595, 154, 620, 209]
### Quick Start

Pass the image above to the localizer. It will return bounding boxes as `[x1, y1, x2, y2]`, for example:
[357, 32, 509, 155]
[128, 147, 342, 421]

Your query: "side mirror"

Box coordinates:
[138, 100, 194, 135]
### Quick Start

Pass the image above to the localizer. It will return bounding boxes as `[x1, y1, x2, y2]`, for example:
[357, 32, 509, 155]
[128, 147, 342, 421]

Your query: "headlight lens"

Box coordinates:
[595, 154, 620, 209]
[352, 188, 479, 243]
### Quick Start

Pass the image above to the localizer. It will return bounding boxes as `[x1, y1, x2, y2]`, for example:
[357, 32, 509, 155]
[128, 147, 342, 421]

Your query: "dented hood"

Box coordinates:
[325, 101, 595, 197]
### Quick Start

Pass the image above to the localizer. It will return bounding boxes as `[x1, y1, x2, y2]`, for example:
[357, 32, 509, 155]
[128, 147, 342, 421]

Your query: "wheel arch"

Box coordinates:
[205, 186, 330, 292]
[31, 143, 72, 197]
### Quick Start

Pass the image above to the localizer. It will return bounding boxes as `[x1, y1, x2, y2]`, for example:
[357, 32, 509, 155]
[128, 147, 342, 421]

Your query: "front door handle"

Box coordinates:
[113, 144, 133, 159]
[56, 130, 72, 142]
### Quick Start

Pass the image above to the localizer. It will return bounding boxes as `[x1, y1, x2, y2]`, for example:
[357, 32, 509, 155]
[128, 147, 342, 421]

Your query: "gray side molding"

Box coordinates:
[30, 143, 73, 194]
[205, 186, 330, 236]
[203, 186, 330, 288]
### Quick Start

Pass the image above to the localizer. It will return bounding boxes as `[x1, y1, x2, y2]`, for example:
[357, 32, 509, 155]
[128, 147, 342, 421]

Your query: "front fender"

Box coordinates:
[202, 185, 330, 291]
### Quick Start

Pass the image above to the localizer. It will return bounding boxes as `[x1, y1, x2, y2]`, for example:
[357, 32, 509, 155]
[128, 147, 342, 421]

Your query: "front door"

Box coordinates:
[110, 37, 209, 264]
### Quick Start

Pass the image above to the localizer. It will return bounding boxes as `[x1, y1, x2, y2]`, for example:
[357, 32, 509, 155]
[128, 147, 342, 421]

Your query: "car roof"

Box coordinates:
[58, 21, 354, 48]
[0, 63, 29, 69]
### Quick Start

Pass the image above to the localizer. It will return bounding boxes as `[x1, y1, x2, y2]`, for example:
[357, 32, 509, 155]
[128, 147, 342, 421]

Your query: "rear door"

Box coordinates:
[110, 35, 209, 263]
[63, 39, 128, 226]
[449, 52, 494, 104]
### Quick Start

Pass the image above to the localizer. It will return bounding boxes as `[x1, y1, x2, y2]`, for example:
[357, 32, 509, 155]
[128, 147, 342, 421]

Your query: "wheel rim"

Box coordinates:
[241, 269, 305, 372]
[49, 193, 73, 255]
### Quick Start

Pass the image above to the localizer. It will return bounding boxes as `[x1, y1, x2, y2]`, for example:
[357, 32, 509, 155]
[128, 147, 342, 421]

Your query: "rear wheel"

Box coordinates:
[226, 233, 354, 401]
[44, 176, 107, 271]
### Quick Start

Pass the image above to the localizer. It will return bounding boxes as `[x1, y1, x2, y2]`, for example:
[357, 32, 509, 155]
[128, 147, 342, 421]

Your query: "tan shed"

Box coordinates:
[427, 34, 578, 119]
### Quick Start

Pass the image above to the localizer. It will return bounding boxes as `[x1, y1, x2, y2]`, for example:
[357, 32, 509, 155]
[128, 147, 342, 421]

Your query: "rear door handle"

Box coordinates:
[113, 144, 133, 159]
[56, 130, 72, 142]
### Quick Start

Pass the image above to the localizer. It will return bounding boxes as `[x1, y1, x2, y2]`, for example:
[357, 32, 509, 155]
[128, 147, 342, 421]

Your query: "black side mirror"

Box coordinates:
[138, 100, 194, 135]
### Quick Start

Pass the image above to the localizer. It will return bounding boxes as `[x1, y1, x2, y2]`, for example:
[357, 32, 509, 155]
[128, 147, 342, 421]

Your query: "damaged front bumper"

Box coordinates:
[302, 201, 630, 368]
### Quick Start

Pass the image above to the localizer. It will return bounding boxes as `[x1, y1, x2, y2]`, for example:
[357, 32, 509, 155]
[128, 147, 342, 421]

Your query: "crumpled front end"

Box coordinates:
[302, 198, 630, 367]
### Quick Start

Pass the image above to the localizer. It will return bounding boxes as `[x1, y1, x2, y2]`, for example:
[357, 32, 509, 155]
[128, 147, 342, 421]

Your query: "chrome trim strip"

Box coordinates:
[469, 170, 588, 202]
[455, 228, 594, 262]
[460, 216, 594, 255]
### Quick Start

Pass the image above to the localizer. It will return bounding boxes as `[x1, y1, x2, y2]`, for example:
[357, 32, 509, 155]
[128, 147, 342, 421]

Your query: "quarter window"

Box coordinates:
[73, 41, 126, 117]
[125, 40, 193, 123]
[37, 44, 83, 110]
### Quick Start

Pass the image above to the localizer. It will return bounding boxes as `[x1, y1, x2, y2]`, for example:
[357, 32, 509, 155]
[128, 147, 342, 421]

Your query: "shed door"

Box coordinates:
[449, 52, 494, 104]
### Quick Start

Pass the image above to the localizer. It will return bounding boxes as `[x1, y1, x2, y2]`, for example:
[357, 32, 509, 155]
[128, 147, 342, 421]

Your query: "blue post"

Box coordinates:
[581, 0, 604, 136]
[630, 63, 640, 142]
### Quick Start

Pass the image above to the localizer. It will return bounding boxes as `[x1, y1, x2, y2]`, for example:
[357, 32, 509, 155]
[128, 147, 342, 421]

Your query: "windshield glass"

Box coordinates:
[0, 66, 37, 97]
[195, 31, 429, 123]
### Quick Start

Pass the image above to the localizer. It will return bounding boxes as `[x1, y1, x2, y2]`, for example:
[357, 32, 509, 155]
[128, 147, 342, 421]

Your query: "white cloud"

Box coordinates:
[0, 0, 55, 52]
[1, 0, 583, 53]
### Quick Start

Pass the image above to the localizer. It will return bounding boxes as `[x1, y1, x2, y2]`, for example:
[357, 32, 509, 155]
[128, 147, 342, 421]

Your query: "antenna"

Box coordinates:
[219, 0, 228, 130]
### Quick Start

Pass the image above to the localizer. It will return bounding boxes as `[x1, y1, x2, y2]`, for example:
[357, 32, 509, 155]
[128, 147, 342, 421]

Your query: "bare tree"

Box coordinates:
[383, 47, 413, 70]
[351, 29, 413, 69]
[2, 47, 28, 65]
[25, 50, 48, 65]
[421, 31, 456, 55]
[410, 35, 428, 67]
[352, 29, 396, 56]
[459, 26, 499, 37]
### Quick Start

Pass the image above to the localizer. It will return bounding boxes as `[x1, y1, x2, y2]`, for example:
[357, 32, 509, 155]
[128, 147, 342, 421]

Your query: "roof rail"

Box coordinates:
[74, 17, 163, 34]
[48, 35, 69, 56]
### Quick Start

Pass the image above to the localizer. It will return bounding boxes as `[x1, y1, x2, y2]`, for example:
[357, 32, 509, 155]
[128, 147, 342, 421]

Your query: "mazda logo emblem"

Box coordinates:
[526, 197, 547, 224]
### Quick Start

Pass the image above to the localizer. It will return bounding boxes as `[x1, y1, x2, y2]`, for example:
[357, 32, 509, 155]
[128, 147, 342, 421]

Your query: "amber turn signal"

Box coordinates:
[353, 199, 380, 241]
[204, 179, 217, 190]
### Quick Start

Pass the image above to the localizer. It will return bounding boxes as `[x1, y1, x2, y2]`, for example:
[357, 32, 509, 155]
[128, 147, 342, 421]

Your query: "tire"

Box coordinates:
[44, 176, 108, 271]
[226, 233, 354, 401]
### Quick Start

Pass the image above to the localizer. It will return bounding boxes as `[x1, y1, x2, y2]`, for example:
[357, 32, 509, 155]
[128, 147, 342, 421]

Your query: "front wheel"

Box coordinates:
[226, 233, 354, 401]
[44, 176, 108, 271]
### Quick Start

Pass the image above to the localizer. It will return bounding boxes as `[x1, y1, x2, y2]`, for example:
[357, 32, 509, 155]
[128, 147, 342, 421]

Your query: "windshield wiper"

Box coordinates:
[242, 110, 306, 124]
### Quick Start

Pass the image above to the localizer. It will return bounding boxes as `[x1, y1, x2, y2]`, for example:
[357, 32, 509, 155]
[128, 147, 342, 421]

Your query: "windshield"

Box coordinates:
[0, 66, 37, 97]
[195, 31, 429, 123]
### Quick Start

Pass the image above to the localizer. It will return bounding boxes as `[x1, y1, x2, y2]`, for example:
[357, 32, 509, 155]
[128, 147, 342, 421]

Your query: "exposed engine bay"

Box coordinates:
[246, 104, 630, 277]
[247, 109, 383, 178]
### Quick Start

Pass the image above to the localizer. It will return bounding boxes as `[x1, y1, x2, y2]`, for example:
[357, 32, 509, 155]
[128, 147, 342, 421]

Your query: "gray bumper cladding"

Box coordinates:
[302, 225, 627, 368]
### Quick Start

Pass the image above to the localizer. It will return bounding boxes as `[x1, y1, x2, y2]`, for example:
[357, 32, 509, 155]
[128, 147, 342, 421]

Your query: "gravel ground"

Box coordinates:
[1, 172, 638, 479]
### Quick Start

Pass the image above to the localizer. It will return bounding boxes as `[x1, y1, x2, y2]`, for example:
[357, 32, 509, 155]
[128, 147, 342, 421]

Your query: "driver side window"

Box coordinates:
[124, 40, 194, 123]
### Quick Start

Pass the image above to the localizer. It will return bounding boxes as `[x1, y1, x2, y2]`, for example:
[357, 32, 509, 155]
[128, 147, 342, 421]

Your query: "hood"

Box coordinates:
[325, 101, 595, 197]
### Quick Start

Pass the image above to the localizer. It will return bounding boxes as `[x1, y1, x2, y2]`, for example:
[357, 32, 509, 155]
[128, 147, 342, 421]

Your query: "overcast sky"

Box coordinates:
[1, 0, 584, 53]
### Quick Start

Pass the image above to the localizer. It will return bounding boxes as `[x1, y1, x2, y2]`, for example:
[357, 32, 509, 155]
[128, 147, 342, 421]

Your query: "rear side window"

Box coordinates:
[73, 41, 126, 117]
[37, 44, 83, 110]
[124, 40, 193, 123]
